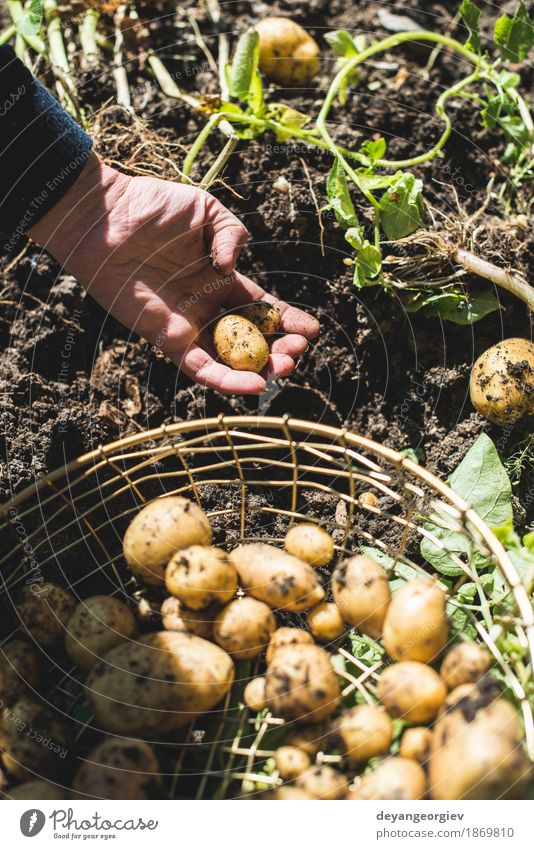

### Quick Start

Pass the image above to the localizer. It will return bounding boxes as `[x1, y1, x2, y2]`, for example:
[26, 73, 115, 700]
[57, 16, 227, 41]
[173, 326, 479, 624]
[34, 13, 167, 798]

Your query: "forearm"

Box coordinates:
[0, 45, 93, 254]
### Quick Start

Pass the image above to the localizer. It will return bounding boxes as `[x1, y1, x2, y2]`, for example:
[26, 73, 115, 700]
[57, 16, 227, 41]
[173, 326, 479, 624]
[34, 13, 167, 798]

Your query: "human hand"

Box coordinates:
[28, 153, 319, 394]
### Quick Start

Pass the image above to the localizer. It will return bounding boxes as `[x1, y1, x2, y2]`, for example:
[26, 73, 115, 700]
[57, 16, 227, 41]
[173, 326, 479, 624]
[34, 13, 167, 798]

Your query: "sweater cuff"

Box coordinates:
[0, 46, 93, 255]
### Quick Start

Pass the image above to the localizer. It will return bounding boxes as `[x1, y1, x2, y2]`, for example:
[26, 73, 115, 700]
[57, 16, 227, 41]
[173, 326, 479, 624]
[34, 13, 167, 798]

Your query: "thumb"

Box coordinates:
[205, 195, 249, 273]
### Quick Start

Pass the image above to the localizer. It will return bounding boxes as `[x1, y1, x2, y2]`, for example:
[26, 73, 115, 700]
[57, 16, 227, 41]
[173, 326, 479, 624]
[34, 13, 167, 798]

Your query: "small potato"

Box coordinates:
[332, 554, 390, 639]
[243, 677, 267, 712]
[430, 681, 531, 799]
[160, 596, 216, 641]
[0, 640, 40, 704]
[86, 631, 234, 736]
[214, 597, 276, 660]
[65, 596, 137, 672]
[399, 727, 433, 764]
[123, 496, 212, 587]
[231, 543, 325, 612]
[284, 523, 334, 567]
[307, 602, 344, 642]
[265, 643, 340, 723]
[267, 787, 313, 800]
[71, 738, 161, 800]
[348, 757, 426, 800]
[440, 642, 491, 691]
[165, 545, 237, 610]
[286, 724, 327, 758]
[296, 766, 348, 800]
[470, 338, 534, 425]
[266, 627, 314, 665]
[256, 18, 320, 86]
[274, 745, 311, 780]
[383, 580, 448, 663]
[7, 780, 64, 800]
[0, 697, 70, 780]
[378, 661, 447, 724]
[330, 705, 393, 763]
[239, 302, 281, 335]
[213, 314, 269, 373]
[16, 582, 76, 648]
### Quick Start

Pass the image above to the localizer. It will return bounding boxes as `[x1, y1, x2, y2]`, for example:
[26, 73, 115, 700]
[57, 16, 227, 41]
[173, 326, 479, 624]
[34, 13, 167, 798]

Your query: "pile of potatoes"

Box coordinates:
[1, 495, 530, 800]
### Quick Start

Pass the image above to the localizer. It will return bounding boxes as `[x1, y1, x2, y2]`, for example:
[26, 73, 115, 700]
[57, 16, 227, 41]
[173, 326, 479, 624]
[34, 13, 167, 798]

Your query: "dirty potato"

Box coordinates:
[284, 523, 334, 567]
[165, 545, 237, 610]
[440, 642, 491, 690]
[16, 583, 76, 647]
[0, 697, 70, 780]
[213, 314, 269, 373]
[348, 757, 426, 800]
[378, 661, 447, 724]
[274, 745, 311, 780]
[239, 302, 281, 335]
[265, 627, 315, 665]
[231, 543, 325, 611]
[383, 580, 448, 663]
[332, 554, 390, 639]
[329, 705, 393, 763]
[399, 727, 433, 764]
[71, 738, 161, 800]
[160, 596, 216, 641]
[296, 765, 348, 800]
[256, 18, 320, 85]
[123, 496, 212, 587]
[65, 595, 137, 672]
[214, 597, 276, 660]
[243, 676, 267, 712]
[307, 602, 344, 642]
[0, 640, 40, 704]
[470, 338, 534, 425]
[265, 643, 340, 723]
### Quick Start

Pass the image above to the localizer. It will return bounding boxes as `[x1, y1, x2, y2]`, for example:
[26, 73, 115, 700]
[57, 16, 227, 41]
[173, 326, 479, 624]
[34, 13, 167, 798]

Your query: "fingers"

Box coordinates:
[227, 272, 321, 340]
[270, 333, 308, 358]
[204, 195, 249, 274]
[169, 345, 296, 396]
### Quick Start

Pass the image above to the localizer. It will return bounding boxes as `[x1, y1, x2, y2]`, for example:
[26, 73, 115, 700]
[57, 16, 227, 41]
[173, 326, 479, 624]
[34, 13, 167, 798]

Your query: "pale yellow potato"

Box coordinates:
[0, 697, 70, 781]
[332, 554, 390, 639]
[160, 596, 216, 641]
[265, 643, 340, 723]
[0, 640, 39, 703]
[286, 724, 327, 758]
[274, 746, 311, 780]
[470, 338, 534, 425]
[230, 543, 325, 612]
[71, 738, 161, 800]
[214, 597, 276, 660]
[306, 602, 344, 642]
[65, 595, 137, 672]
[348, 757, 426, 800]
[284, 523, 335, 567]
[265, 627, 314, 665]
[243, 676, 267, 712]
[429, 682, 531, 799]
[296, 766, 348, 800]
[256, 18, 320, 86]
[399, 727, 433, 763]
[378, 661, 447, 724]
[239, 302, 281, 335]
[123, 496, 212, 587]
[213, 315, 269, 373]
[330, 705, 393, 763]
[7, 780, 64, 800]
[383, 580, 448, 663]
[86, 631, 234, 736]
[16, 582, 76, 647]
[440, 642, 491, 691]
[165, 545, 237, 610]
[266, 787, 313, 800]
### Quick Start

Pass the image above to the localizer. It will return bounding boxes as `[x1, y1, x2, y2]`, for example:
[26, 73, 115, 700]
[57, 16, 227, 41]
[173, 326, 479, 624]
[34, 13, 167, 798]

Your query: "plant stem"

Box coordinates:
[79, 9, 100, 62]
[7, 0, 46, 53]
[147, 52, 200, 108]
[0, 24, 16, 45]
[453, 248, 534, 312]
[200, 135, 239, 189]
[182, 112, 225, 181]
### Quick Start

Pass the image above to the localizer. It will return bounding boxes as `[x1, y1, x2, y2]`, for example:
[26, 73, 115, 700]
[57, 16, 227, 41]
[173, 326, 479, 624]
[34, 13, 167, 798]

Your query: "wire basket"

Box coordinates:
[1, 415, 533, 799]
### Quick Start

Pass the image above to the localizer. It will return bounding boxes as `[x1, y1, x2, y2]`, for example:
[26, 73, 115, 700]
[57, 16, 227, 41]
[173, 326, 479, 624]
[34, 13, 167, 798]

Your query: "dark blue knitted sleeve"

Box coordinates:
[0, 46, 93, 253]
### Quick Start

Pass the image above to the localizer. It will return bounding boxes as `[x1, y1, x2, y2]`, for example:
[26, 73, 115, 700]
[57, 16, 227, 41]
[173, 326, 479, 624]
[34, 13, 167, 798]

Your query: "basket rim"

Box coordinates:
[2, 414, 530, 621]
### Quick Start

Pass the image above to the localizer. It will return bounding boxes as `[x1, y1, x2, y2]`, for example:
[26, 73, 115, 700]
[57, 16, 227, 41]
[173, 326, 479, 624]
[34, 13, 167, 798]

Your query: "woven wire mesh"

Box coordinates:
[0, 415, 533, 798]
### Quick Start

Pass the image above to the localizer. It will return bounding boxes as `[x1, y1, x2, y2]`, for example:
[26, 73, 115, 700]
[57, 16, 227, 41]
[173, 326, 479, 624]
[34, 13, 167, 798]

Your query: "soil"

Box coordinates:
[0, 0, 533, 800]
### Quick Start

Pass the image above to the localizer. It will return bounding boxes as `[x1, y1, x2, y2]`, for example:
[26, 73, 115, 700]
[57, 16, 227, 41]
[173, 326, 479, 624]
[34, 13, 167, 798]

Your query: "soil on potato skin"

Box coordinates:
[1, 0, 533, 517]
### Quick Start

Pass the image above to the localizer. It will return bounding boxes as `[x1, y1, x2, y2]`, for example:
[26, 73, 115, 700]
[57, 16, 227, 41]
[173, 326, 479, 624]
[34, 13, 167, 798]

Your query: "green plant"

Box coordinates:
[154, 1, 534, 320]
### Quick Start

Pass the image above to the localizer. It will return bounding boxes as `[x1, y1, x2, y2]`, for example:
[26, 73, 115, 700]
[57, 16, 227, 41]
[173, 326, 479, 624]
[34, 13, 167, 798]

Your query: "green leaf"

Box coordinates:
[247, 69, 264, 114]
[378, 172, 424, 240]
[324, 30, 365, 58]
[421, 434, 513, 576]
[494, 2, 533, 62]
[460, 0, 482, 53]
[406, 290, 501, 324]
[18, 0, 44, 37]
[360, 137, 387, 165]
[345, 228, 382, 288]
[327, 157, 359, 228]
[269, 103, 310, 140]
[229, 29, 260, 102]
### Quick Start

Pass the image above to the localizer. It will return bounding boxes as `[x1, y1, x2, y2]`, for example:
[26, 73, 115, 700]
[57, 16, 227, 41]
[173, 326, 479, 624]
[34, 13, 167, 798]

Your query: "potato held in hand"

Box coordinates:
[86, 632, 234, 736]
[383, 580, 448, 663]
[230, 543, 325, 611]
[239, 302, 281, 335]
[123, 496, 212, 587]
[470, 338, 534, 426]
[256, 18, 320, 86]
[213, 314, 269, 374]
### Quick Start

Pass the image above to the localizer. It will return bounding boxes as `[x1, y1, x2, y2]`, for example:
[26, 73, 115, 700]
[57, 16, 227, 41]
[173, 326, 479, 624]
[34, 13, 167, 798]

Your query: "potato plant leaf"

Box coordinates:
[404, 289, 501, 324]
[421, 434, 513, 576]
[327, 157, 359, 228]
[494, 2, 533, 63]
[324, 30, 366, 58]
[18, 0, 44, 37]
[378, 172, 424, 240]
[460, 0, 482, 53]
[360, 137, 387, 165]
[345, 228, 382, 288]
[229, 29, 260, 102]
